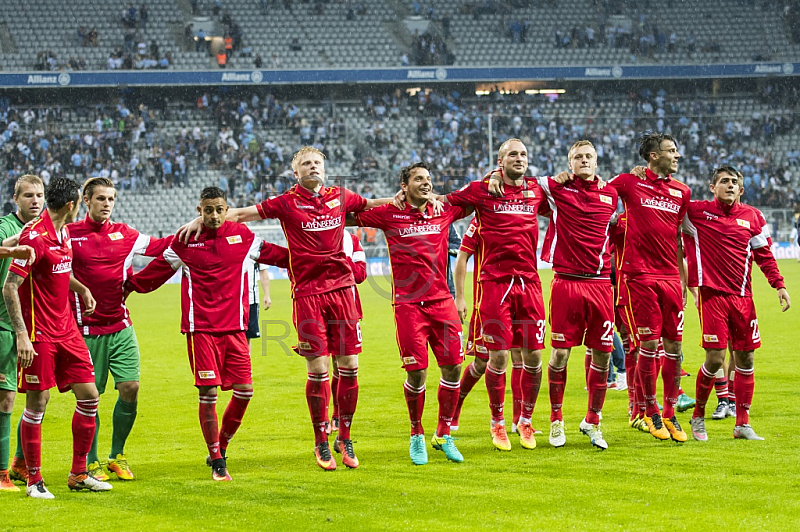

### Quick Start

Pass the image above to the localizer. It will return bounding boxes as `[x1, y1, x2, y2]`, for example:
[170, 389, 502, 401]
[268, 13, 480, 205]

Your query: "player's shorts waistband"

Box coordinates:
[554, 272, 610, 282]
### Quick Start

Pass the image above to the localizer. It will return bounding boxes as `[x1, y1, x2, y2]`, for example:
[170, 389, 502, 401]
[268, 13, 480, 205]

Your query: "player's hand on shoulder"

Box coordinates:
[631, 166, 647, 180]
[177, 216, 203, 244]
[487, 168, 504, 197]
[778, 287, 791, 312]
[11, 245, 35, 264]
[552, 171, 572, 184]
[595, 176, 607, 189]
[427, 192, 444, 216]
[392, 189, 406, 210]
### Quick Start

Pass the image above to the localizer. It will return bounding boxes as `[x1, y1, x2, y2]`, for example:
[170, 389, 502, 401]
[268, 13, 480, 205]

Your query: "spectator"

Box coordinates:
[290, 37, 302, 51]
[254, 54, 263, 68]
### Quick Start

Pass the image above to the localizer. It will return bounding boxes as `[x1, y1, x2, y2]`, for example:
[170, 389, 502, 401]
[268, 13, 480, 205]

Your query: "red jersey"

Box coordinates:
[447, 177, 547, 282]
[125, 221, 289, 333]
[343, 229, 366, 318]
[682, 199, 784, 297]
[459, 217, 478, 255]
[355, 202, 467, 304]
[255, 185, 367, 298]
[8, 210, 78, 341]
[607, 168, 690, 279]
[68, 215, 172, 335]
[538, 176, 617, 277]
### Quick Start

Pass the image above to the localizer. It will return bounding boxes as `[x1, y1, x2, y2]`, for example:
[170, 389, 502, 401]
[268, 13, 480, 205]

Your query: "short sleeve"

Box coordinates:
[446, 181, 478, 207]
[7, 230, 34, 279]
[354, 204, 388, 231]
[344, 188, 368, 213]
[255, 196, 284, 220]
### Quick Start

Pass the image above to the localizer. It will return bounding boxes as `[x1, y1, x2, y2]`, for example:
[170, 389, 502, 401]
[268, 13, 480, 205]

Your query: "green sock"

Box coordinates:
[88, 413, 100, 465]
[0, 411, 10, 471]
[13, 414, 23, 461]
[110, 399, 137, 458]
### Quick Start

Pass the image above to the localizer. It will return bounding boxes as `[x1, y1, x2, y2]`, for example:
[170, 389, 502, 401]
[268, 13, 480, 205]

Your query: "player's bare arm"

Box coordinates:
[778, 288, 791, 312]
[2, 271, 37, 368]
[69, 274, 96, 316]
[176, 205, 261, 244]
[259, 268, 272, 310]
[454, 249, 470, 323]
[0, 244, 35, 263]
[2, 234, 20, 247]
[486, 169, 575, 197]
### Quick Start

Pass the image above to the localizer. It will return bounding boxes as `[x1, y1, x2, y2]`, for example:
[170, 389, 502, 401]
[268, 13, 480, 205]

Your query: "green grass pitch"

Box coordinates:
[3, 261, 800, 530]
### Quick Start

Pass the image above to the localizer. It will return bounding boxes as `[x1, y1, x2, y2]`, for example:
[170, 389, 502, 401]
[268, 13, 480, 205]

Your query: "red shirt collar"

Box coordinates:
[83, 213, 109, 231]
[645, 167, 671, 182]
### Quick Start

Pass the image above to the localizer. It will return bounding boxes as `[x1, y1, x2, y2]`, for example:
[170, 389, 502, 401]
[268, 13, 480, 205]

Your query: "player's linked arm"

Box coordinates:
[176, 205, 262, 244]
[69, 275, 96, 316]
[454, 250, 470, 323]
[752, 246, 791, 312]
[2, 272, 36, 368]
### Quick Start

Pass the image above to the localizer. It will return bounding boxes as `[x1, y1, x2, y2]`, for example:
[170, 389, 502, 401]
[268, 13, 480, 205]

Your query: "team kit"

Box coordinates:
[0, 135, 790, 499]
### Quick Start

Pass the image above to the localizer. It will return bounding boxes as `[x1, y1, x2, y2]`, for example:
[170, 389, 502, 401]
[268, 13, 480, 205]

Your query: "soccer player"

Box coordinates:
[441, 139, 550, 451]
[351, 162, 470, 465]
[683, 166, 790, 441]
[452, 218, 530, 436]
[536, 140, 618, 450]
[177, 147, 395, 470]
[3, 177, 112, 499]
[124, 186, 289, 481]
[0, 174, 43, 492]
[607, 133, 691, 442]
[68, 177, 172, 481]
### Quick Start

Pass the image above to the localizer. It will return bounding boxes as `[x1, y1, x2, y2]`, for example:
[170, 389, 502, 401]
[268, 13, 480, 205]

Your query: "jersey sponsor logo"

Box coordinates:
[637, 326, 652, 335]
[703, 334, 719, 342]
[668, 188, 683, 198]
[398, 224, 442, 237]
[12, 258, 27, 267]
[598, 194, 613, 205]
[325, 198, 341, 209]
[226, 235, 243, 244]
[402, 356, 417, 366]
[301, 216, 342, 232]
[639, 197, 680, 214]
[25, 374, 39, 384]
[736, 219, 751, 229]
[703, 211, 719, 220]
[198, 370, 216, 379]
[492, 203, 536, 215]
[108, 232, 124, 241]
[465, 224, 476, 237]
[188, 242, 205, 248]
[551, 332, 566, 341]
[298, 341, 312, 351]
[52, 259, 72, 274]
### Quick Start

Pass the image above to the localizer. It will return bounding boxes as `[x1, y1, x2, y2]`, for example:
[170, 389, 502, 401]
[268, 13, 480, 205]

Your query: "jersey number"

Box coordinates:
[601, 320, 614, 342]
[750, 319, 760, 341]
[535, 320, 546, 344]
[677, 311, 685, 333]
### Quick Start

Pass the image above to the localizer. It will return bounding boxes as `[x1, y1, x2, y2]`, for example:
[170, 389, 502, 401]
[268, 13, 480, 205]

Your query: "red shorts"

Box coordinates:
[464, 310, 491, 360]
[621, 276, 684, 346]
[293, 286, 362, 357]
[614, 273, 630, 334]
[187, 331, 252, 390]
[698, 287, 761, 351]
[18, 331, 95, 393]
[475, 276, 546, 352]
[394, 298, 463, 371]
[549, 275, 614, 352]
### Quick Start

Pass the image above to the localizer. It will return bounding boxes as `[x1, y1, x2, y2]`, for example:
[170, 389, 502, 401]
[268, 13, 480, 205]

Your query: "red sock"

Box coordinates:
[693, 364, 716, 418]
[306, 373, 330, 444]
[485, 364, 506, 423]
[548, 363, 567, 422]
[584, 349, 591, 387]
[437, 379, 460, 436]
[638, 348, 659, 416]
[199, 392, 221, 460]
[330, 369, 340, 419]
[634, 364, 646, 416]
[661, 352, 681, 418]
[714, 376, 729, 401]
[403, 381, 425, 436]
[728, 374, 736, 406]
[625, 346, 637, 410]
[734, 366, 754, 426]
[454, 361, 483, 424]
[586, 361, 608, 425]
[220, 389, 252, 451]
[337, 366, 358, 440]
[520, 362, 542, 420]
[510, 363, 523, 425]
[72, 398, 98, 474]
[21, 409, 43, 485]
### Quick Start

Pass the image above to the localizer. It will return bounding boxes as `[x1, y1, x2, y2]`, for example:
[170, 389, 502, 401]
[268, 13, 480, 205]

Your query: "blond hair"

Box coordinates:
[14, 174, 44, 197]
[82, 177, 116, 200]
[568, 140, 596, 160]
[498, 138, 526, 160]
[291, 146, 326, 173]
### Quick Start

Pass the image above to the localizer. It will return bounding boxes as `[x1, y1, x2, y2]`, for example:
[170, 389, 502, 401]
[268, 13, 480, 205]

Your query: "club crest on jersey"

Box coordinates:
[475, 345, 488, 354]
[481, 333, 494, 342]
[736, 219, 751, 229]
[465, 225, 476, 237]
[108, 232, 124, 241]
[551, 332, 566, 341]
[298, 341, 312, 351]
[198, 371, 216, 379]
[668, 188, 683, 198]
[325, 198, 341, 209]
[522, 190, 535, 198]
[637, 327, 652, 335]
[402, 356, 417, 366]
[25, 374, 39, 384]
[226, 235, 243, 244]
[599, 194, 613, 205]
[703, 334, 719, 342]
[12, 258, 27, 267]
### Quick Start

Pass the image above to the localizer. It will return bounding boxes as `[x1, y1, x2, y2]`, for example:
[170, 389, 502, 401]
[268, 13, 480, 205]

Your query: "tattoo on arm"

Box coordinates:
[2, 272, 28, 335]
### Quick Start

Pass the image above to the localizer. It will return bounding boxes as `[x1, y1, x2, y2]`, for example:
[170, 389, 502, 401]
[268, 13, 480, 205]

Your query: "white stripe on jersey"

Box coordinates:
[539, 177, 559, 262]
[682, 216, 703, 287]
